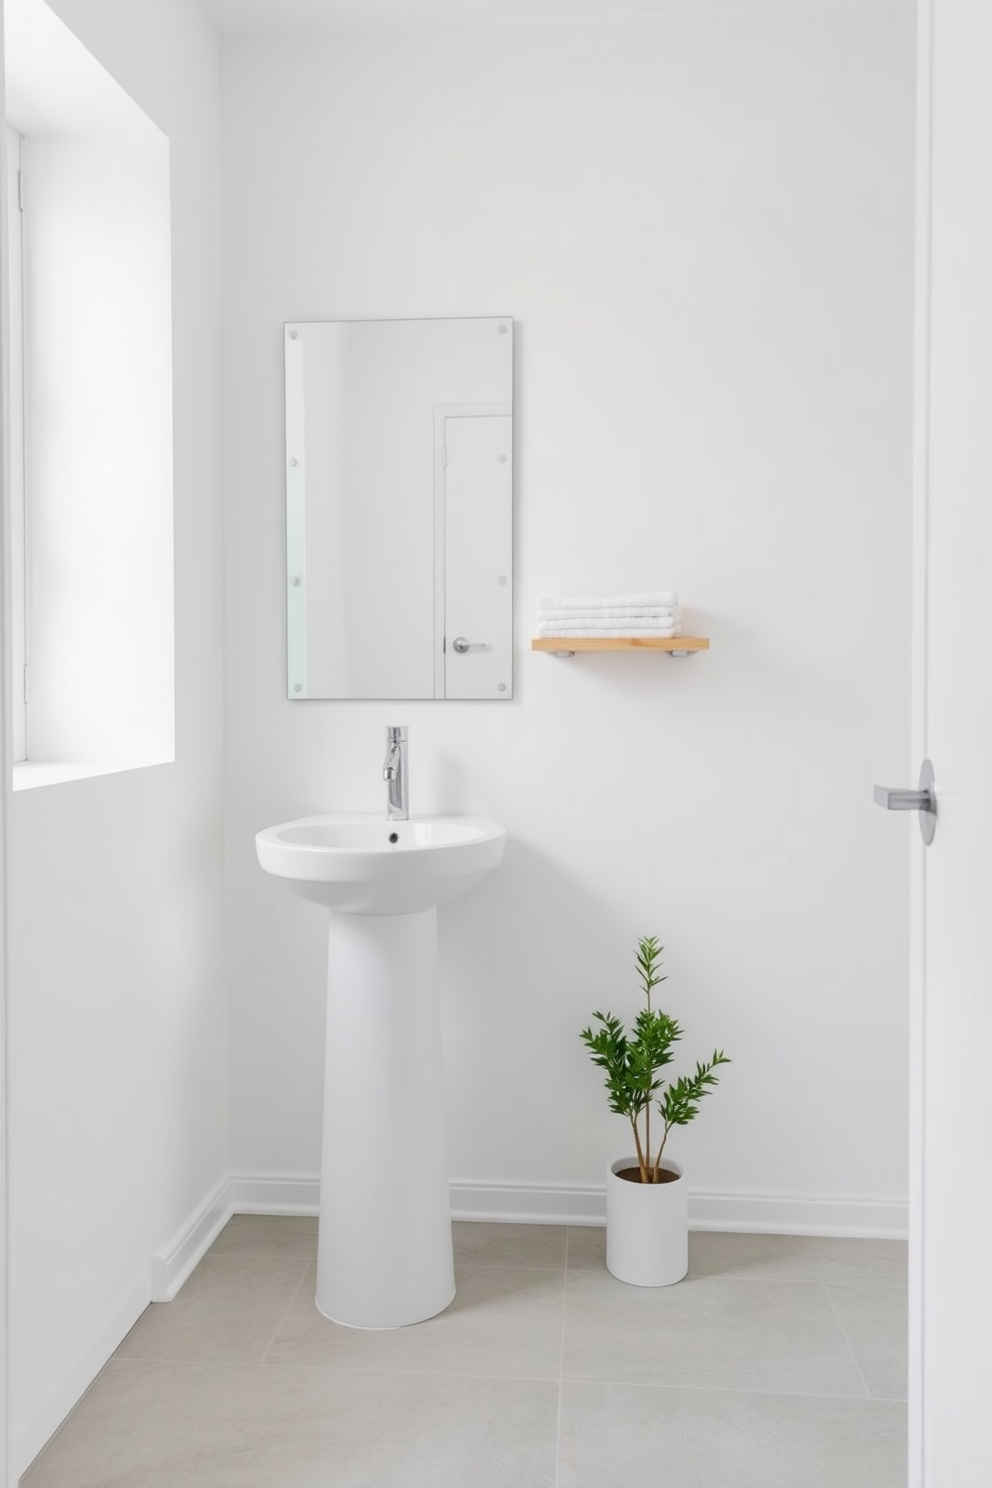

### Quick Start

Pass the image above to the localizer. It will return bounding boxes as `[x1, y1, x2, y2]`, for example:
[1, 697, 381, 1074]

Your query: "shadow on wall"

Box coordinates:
[438, 837, 634, 1184]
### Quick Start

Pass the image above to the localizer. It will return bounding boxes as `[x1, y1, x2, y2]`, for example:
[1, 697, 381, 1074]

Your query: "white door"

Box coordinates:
[902, 3, 992, 1483]
[1, 96, 11, 1488]
[440, 413, 512, 701]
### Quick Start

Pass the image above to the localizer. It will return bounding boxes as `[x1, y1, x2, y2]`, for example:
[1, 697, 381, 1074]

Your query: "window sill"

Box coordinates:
[12, 760, 170, 792]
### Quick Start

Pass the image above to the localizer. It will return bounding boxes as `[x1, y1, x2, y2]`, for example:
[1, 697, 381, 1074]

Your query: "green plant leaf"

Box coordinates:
[659, 1051, 731, 1129]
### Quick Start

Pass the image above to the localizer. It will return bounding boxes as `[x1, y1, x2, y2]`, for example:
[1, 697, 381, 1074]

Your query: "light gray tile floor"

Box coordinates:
[21, 1220, 908, 1487]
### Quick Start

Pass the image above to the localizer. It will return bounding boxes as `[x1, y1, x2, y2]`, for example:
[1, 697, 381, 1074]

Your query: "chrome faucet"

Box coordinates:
[383, 726, 409, 821]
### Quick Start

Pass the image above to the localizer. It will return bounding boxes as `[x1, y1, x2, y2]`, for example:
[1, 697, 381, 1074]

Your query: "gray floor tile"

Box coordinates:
[22, 1360, 559, 1488]
[23, 1224, 911, 1486]
[265, 1261, 565, 1380]
[114, 1254, 310, 1365]
[558, 1381, 907, 1488]
[565, 1225, 606, 1269]
[562, 1268, 868, 1396]
[827, 1284, 908, 1399]
[687, 1230, 908, 1288]
[209, 1214, 318, 1257]
[453, 1220, 567, 1269]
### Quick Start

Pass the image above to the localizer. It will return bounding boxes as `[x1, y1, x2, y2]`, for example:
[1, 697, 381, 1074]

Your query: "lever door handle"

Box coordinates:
[452, 636, 487, 654]
[873, 786, 931, 811]
[873, 759, 937, 844]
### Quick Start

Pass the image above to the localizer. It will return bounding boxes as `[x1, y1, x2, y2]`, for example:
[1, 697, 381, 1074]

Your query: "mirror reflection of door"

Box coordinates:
[285, 316, 513, 700]
[435, 408, 512, 700]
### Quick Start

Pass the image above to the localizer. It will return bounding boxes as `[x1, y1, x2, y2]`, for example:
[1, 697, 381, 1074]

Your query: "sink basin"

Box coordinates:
[256, 813, 505, 916]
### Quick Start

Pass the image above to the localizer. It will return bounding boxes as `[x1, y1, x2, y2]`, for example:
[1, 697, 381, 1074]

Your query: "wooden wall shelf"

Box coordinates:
[532, 636, 709, 658]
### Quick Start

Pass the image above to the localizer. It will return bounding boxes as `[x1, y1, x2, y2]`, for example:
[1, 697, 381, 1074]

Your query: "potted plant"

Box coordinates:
[580, 935, 730, 1286]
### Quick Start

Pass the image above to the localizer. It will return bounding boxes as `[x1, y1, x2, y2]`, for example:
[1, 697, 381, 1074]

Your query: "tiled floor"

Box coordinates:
[22, 1218, 908, 1487]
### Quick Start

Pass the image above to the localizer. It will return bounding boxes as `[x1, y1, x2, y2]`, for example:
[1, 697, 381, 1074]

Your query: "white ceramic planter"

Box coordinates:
[605, 1156, 688, 1287]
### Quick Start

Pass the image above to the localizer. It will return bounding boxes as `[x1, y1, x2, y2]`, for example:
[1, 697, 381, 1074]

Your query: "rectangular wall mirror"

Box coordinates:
[284, 316, 513, 700]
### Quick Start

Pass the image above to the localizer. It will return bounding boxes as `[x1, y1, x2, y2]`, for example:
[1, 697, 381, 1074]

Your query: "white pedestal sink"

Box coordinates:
[255, 813, 505, 1328]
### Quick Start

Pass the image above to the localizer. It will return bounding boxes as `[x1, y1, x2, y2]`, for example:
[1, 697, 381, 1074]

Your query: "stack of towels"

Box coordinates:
[535, 591, 682, 639]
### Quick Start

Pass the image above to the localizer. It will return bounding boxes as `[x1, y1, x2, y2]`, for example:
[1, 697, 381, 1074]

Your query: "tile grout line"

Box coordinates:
[452, 1263, 569, 1274]
[822, 1281, 873, 1400]
[146, 1354, 892, 1402]
[547, 1376, 903, 1403]
[101, 1355, 565, 1386]
[257, 1255, 317, 1367]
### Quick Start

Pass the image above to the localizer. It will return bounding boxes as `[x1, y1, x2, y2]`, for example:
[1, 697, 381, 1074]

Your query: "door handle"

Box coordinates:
[873, 758, 937, 844]
[452, 636, 487, 654]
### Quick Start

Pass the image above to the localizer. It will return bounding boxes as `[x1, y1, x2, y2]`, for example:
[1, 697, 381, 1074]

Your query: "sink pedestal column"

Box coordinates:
[316, 906, 455, 1328]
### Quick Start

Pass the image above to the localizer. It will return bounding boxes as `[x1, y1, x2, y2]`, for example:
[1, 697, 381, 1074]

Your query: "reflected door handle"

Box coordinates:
[452, 636, 487, 653]
[873, 759, 937, 845]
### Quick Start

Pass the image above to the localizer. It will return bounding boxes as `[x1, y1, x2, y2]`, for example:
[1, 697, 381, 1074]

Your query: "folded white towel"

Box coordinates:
[537, 614, 680, 631]
[537, 606, 681, 624]
[537, 591, 679, 611]
[536, 622, 682, 638]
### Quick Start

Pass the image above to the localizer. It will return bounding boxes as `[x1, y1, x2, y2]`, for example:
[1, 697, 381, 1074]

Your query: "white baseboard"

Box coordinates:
[448, 1180, 907, 1239]
[688, 1189, 908, 1239]
[150, 1175, 234, 1301]
[225, 1172, 321, 1216]
[149, 1172, 323, 1303]
[208, 1173, 907, 1240]
[147, 1172, 908, 1316]
[14, 1274, 149, 1481]
[450, 1179, 605, 1225]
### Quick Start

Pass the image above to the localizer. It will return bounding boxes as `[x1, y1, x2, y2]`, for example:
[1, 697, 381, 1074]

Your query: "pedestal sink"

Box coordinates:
[255, 813, 505, 1328]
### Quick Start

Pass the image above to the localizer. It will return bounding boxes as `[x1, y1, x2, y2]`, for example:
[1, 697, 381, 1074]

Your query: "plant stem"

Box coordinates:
[651, 1122, 671, 1182]
[631, 1115, 648, 1183]
[643, 947, 652, 1181]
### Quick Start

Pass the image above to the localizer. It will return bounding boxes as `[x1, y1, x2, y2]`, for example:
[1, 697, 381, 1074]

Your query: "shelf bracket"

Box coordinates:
[544, 648, 699, 658]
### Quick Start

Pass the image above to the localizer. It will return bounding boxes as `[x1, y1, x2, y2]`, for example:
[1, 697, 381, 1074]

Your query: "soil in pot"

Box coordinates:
[616, 1166, 680, 1185]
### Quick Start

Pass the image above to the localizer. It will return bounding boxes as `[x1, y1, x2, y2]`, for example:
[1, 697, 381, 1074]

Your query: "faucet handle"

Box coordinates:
[386, 725, 408, 743]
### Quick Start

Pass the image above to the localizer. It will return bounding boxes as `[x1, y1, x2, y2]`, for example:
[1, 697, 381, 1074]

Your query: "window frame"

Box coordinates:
[6, 123, 27, 765]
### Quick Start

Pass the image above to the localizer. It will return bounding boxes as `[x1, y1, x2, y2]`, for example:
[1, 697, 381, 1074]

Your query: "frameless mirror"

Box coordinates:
[285, 316, 513, 700]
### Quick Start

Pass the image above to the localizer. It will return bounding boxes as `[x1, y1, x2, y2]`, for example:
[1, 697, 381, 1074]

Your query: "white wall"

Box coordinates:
[221, 7, 914, 1225]
[5, 0, 224, 1476]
